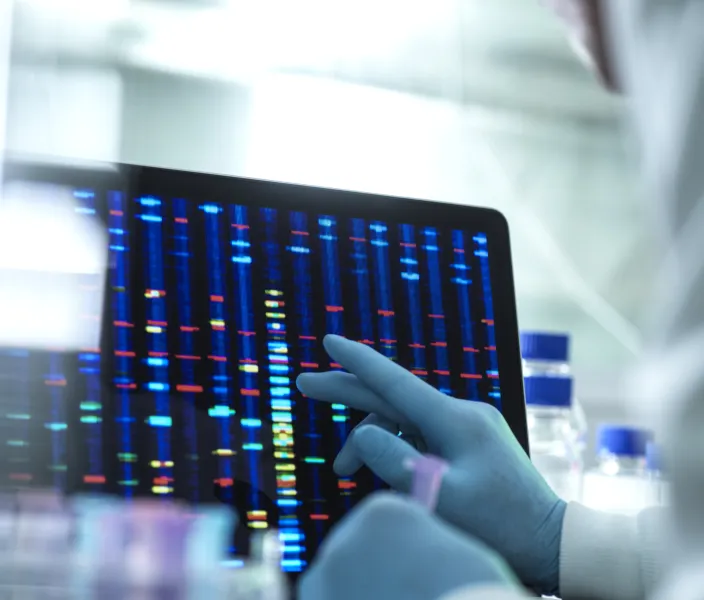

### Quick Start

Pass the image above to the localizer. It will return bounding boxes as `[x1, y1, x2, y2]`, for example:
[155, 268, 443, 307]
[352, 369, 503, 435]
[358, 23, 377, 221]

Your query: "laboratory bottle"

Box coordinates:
[582, 425, 656, 515]
[521, 332, 586, 502]
[645, 441, 669, 507]
[520, 331, 588, 445]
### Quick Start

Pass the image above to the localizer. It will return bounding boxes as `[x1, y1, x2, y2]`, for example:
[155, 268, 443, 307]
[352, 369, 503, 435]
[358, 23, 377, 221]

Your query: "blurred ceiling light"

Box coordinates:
[12, 0, 132, 61]
[123, 2, 272, 80]
[268, 0, 458, 66]
[17, 0, 130, 23]
[123, 0, 457, 80]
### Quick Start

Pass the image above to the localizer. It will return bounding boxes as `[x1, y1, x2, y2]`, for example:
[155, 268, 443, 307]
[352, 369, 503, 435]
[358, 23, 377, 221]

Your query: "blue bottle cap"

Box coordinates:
[597, 425, 652, 458]
[520, 332, 570, 362]
[524, 375, 573, 407]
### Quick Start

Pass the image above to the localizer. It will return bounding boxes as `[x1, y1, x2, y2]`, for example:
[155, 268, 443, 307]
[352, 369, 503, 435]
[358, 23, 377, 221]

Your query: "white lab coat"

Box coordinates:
[442, 1, 704, 599]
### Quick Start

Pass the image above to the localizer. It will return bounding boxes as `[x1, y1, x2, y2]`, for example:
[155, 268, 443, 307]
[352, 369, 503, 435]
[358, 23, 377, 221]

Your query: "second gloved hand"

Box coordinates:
[297, 335, 567, 596]
[299, 492, 519, 600]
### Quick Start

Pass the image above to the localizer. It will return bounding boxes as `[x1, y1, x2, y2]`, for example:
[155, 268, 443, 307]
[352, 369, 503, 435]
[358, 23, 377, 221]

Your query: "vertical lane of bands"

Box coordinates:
[451, 230, 480, 401]
[109, 191, 136, 495]
[262, 207, 304, 572]
[172, 197, 200, 501]
[139, 195, 173, 496]
[202, 202, 234, 498]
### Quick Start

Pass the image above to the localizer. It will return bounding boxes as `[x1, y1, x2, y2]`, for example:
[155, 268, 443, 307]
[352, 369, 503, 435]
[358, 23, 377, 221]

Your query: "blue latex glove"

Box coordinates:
[297, 335, 567, 596]
[299, 492, 519, 600]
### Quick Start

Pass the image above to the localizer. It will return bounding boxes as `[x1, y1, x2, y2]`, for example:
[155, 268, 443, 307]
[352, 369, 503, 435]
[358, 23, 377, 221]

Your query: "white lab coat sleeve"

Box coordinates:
[439, 504, 667, 600]
[558, 503, 667, 600]
[438, 584, 532, 600]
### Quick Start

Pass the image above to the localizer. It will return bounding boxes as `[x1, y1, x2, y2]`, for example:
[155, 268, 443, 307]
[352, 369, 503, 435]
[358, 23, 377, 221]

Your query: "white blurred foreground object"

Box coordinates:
[521, 332, 586, 502]
[0, 181, 108, 350]
[581, 425, 659, 515]
[0, 491, 288, 599]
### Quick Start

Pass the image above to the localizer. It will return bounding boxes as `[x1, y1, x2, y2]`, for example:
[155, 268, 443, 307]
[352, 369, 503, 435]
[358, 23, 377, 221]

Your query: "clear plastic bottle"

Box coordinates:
[645, 441, 668, 507]
[582, 425, 656, 514]
[521, 332, 586, 502]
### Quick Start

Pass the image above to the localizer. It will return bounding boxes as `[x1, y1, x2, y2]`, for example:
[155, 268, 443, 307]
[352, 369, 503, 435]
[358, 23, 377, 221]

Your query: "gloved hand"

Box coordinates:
[299, 492, 519, 600]
[297, 335, 567, 596]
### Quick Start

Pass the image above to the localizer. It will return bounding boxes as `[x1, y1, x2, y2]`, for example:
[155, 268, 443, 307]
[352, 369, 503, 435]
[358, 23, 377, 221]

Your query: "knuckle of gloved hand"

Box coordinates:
[355, 432, 391, 465]
[470, 399, 503, 427]
[322, 371, 347, 390]
[379, 371, 406, 399]
[324, 495, 424, 571]
[323, 541, 355, 574]
[357, 493, 419, 530]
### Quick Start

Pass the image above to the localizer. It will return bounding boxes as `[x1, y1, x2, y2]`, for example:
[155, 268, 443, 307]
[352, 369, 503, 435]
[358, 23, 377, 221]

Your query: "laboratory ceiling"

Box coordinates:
[118, 0, 621, 120]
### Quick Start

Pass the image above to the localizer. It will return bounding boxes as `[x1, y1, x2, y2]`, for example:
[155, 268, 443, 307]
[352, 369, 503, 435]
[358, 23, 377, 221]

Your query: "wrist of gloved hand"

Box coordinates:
[531, 498, 567, 597]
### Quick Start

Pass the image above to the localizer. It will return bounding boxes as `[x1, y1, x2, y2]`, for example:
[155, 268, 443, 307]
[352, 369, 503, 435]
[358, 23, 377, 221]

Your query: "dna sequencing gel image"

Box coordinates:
[0, 190, 502, 572]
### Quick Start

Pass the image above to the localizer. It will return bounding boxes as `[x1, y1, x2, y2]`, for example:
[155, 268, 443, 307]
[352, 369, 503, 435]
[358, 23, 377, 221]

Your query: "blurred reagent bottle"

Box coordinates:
[645, 440, 668, 507]
[521, 331, 586, 502]
[582, 425, 658, 514]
